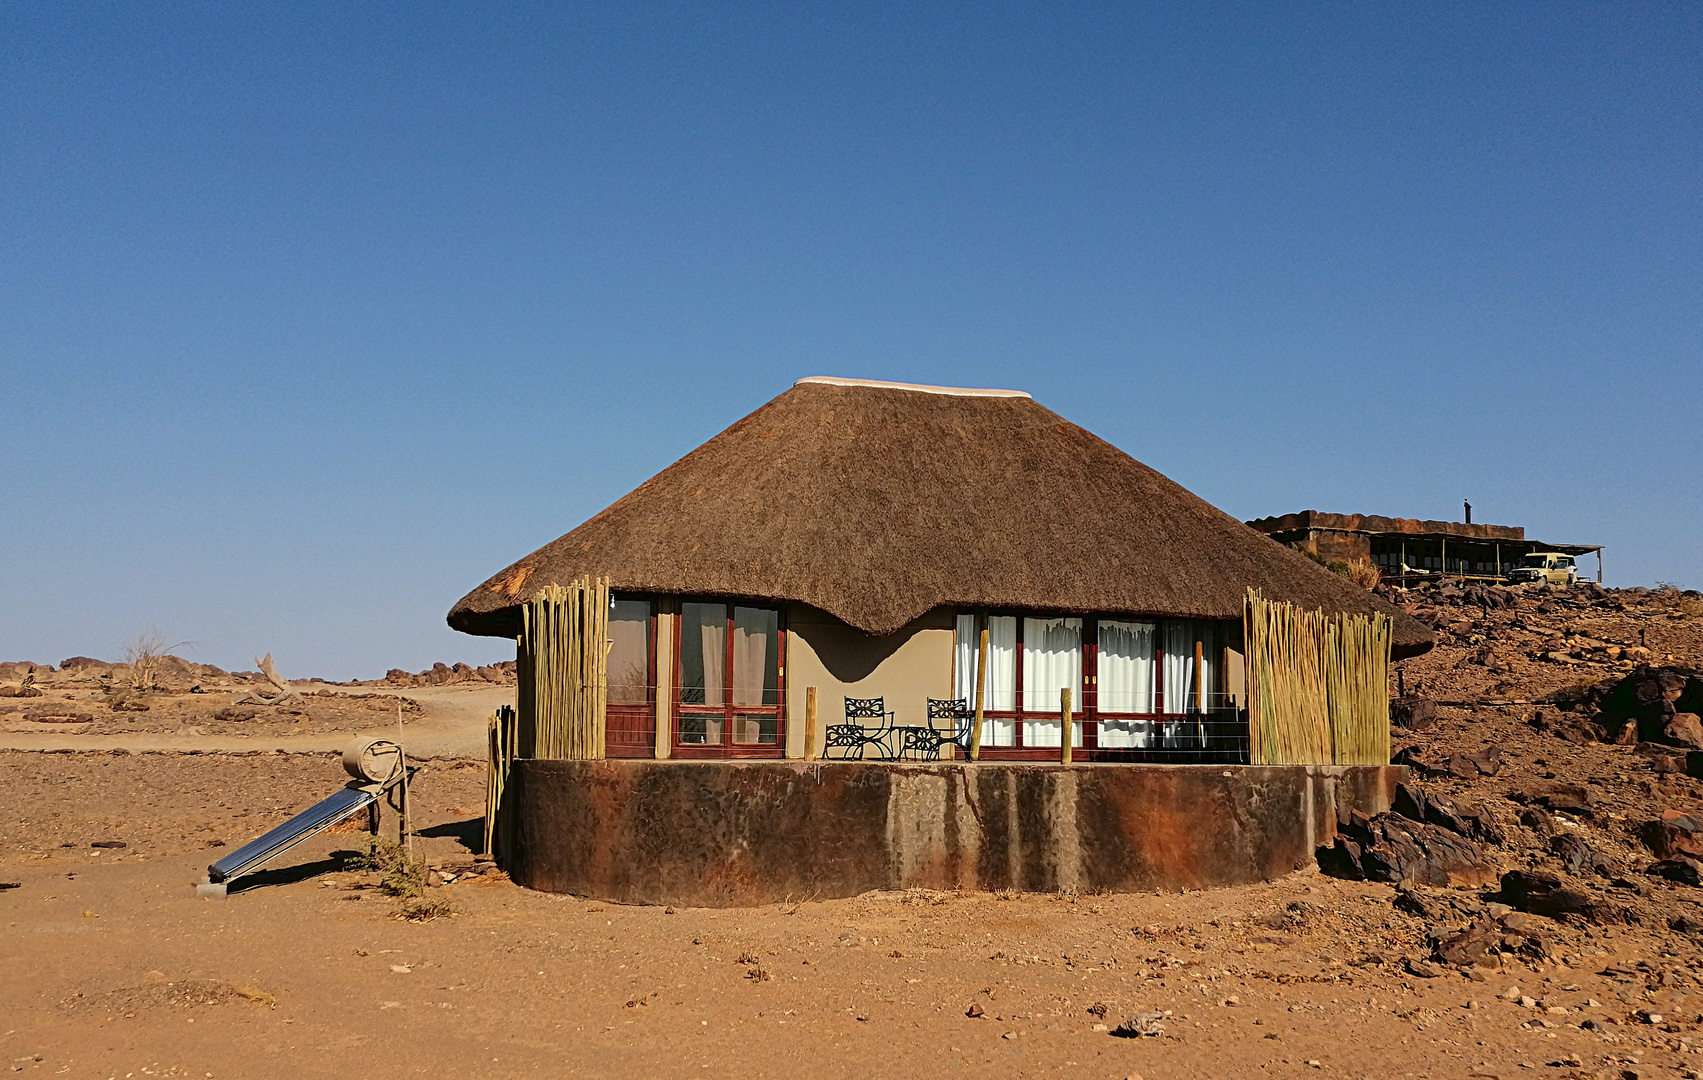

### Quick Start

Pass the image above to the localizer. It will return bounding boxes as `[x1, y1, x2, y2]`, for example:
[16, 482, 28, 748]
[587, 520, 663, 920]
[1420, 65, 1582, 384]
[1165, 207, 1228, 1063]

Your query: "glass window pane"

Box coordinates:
[1097, 620, 1155, 717]
[608, 599, 651, 705]
[679, 603, 725, 707]
[1022, 617, 1082, 713]
[732, 606, 779, 707]
[678, 712, 723, 745]
[732, 713, 778, 745]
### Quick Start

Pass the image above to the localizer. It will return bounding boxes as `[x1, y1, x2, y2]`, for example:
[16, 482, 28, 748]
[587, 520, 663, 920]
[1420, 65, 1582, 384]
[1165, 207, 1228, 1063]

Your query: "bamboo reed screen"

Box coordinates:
[515, 577, 611, 760]
[1244, 588, 1392, 766]
[484, 704, 517, 857]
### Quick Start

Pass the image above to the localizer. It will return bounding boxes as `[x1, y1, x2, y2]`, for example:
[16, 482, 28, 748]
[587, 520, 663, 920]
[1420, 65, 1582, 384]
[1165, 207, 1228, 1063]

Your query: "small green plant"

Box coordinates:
[345, 838, 452, 917]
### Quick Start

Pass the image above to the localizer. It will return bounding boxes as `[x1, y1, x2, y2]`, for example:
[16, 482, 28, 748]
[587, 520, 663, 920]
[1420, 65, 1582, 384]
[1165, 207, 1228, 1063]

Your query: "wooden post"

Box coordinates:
[1195, 639, 1206, 745]
[969, 626, 989, 761]
[805, 686, 819, 761]
[1060, 686, 1072, 765]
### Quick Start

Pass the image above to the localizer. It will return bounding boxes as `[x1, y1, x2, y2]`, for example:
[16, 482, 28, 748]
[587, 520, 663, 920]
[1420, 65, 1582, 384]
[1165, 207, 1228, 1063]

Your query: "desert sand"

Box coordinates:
[1, 583, 1701, 1080]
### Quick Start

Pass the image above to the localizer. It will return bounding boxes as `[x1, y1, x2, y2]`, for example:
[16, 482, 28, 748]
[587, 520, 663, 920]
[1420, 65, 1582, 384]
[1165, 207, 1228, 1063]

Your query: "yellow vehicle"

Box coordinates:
[1507, 552, 1578, 586]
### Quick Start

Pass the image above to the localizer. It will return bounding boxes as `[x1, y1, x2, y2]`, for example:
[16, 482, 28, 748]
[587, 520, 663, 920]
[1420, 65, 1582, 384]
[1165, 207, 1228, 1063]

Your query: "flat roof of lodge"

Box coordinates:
[1246, 510, 1601, 556]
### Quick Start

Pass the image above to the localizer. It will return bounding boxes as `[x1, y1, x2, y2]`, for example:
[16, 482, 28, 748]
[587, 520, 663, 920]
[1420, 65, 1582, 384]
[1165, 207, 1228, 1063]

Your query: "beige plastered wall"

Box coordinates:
[784, 604, 956, 759]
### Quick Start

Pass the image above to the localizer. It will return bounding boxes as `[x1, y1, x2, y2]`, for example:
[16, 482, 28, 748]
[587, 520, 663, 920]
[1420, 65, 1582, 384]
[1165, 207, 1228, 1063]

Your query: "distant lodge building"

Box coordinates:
[1245, 511, 1603, 584]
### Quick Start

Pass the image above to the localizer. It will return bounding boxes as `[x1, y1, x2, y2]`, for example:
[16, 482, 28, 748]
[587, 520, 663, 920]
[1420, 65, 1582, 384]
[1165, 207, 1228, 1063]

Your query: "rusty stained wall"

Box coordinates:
[503, 760, 1404, 907]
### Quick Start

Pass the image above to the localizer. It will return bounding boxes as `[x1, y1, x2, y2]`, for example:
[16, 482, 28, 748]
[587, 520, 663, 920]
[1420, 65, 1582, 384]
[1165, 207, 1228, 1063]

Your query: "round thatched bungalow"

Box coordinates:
[449, 377, 1429, 904]
[451, 376, 1430, 761]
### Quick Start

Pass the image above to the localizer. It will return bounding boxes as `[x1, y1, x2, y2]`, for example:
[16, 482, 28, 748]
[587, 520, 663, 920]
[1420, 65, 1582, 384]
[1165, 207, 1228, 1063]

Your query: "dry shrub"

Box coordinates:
[1340, 561, 1382, 589]
[121, 632, 192, 692]
[1293, 546, 1380, 590]
[396, 895, 455, 922]
[1653, 584, 1703, 617]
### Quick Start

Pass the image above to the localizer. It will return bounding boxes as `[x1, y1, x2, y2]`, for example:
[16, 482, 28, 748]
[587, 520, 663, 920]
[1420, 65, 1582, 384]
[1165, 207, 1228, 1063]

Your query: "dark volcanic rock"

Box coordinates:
[1433, 919, 1502, 966]
[1322, 805, 1497, 888]
[1641, 814, 1703, 861]
[1392, 697, 1439, 731]
[1500, 869, 1627, 922]
[1592, 666, 1703, 745]
[1549, 833, 1617, 876]
[1648, 858, 1703, 887]
[1516, 784, 1592, 813]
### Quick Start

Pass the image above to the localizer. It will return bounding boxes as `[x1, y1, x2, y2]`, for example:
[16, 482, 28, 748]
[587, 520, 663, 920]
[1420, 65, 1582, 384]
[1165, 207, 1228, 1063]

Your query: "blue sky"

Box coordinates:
[2, 2, 1698, 679]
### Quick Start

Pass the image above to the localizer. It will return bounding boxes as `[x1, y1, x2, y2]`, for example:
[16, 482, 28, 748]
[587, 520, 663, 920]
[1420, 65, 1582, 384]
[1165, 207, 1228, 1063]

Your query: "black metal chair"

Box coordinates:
[933, 697, 975, 750]
[824, 697, 898, 760]
[898, 698, 970, 760]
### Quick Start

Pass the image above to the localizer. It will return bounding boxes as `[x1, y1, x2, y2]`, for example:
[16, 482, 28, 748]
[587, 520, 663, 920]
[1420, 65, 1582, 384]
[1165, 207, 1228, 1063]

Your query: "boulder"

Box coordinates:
[1499, 869, 1623, 923]
[1393, 783, 1504, 845]
[1432, 919, 1502, 966]
[1392, 697, 1439, 731]
[1322, 809, 1498, 888]
[1593, 666, 1703, 744]
[1648, 858, 1703, 887]
[1548, 833, 1616, 877]
[1664, 713, 1703, 751]
[1640, 814, 1703, 861]
[1447, 746, 1502, 777]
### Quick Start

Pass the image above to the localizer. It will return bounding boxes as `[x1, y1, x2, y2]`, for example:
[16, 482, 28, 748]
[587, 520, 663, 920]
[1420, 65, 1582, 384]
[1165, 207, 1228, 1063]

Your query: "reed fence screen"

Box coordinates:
[516, 577, 611, 760]
[1244, 588, 1392, 766]
[484, 704, 517, 857]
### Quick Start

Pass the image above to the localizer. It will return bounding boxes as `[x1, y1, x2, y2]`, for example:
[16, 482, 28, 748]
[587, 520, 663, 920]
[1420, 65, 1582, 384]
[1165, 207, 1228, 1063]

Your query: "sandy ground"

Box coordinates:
[3, 583, 1701, 1079]
[0, 684, 511, 757]
[1, 748, 1698, 1080]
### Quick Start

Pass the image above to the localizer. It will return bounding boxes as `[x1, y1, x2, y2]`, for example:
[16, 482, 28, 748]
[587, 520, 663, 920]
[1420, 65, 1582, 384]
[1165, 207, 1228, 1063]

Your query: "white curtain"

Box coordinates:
[983, 616, 1016, 745]
[1096, 619, 1155, 748]
[606, 605, 649, 705]
[700, 622, 726, 708]
[954, 614, 977, 712]
[731, 624, 767, 707]
[1022, 617, 1081, 747]
[954, 614, 1016, 746]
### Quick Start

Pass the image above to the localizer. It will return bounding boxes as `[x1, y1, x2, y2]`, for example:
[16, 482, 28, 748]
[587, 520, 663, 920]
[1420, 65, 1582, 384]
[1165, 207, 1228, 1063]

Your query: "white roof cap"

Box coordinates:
[794, 376, 1030, 399]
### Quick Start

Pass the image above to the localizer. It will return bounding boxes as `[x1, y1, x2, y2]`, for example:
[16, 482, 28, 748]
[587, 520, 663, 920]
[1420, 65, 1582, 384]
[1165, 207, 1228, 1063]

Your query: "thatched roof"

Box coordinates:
[449, 378, 1434, 657]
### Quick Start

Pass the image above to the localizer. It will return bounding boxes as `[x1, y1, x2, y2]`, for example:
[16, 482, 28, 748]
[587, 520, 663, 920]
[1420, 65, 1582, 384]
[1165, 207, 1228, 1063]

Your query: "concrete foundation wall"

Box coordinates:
[504, 760, 1405, 906]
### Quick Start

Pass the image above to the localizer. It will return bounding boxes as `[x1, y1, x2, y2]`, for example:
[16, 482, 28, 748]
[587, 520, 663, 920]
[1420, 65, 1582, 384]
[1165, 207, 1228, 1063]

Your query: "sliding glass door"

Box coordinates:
[604, 597, 656, 757]
[674, 601, 785, 757]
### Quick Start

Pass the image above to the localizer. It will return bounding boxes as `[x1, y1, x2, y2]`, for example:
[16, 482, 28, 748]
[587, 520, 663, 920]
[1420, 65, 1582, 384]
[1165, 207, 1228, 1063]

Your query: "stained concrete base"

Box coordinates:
[503, 760, 1405, 907]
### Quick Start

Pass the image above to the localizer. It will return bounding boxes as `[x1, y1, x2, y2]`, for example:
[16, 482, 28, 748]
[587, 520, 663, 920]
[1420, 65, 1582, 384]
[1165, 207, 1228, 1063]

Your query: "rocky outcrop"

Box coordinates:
[383, 660, 517, 687]
[1571, 666, 1703, 745]
[1320, 782, 1499, 888]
